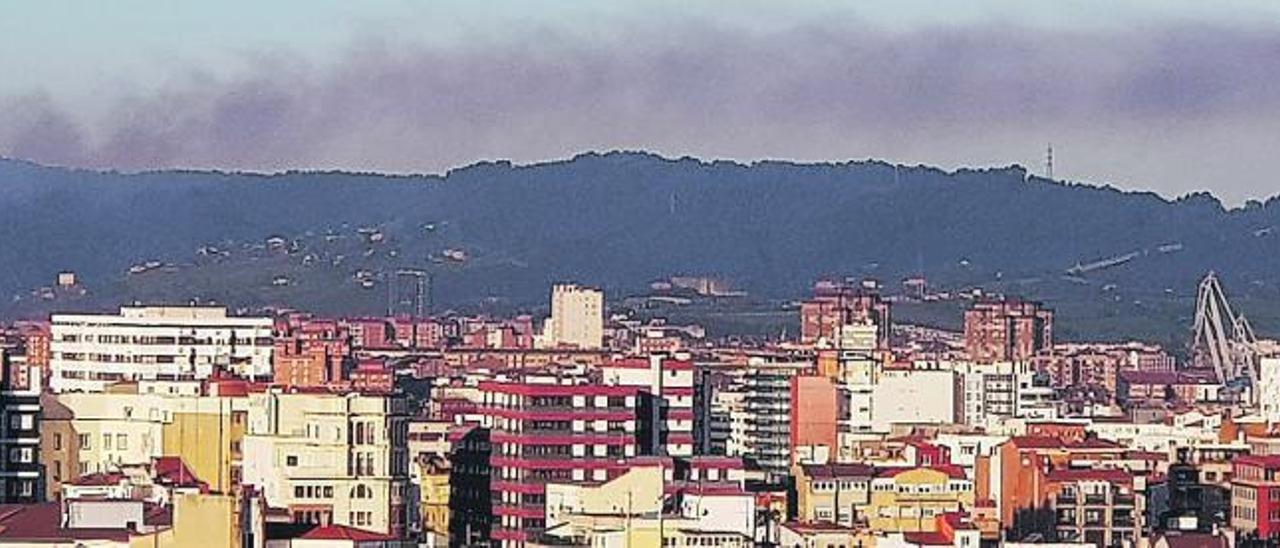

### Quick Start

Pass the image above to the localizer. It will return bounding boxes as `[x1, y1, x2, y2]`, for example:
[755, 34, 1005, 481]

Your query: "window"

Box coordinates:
[116, 434, 128, 450]
[103, 433, 112, 450]
[286, 455, 298, 466]
[53, 434, 62, 451]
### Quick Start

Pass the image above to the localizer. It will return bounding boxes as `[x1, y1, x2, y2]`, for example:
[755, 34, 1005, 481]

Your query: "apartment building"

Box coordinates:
[990, 436, 1126, 528]
[791, 375, 839, 465]
[1044, 469, 1139, 546]
[478, 371, 651, 545]
[963, 298, 1053, 363]
[1033, 342, 1174, 396]
[50, 306, 273, 392]
[600, 355, 696, 457]
[542, 464, 755, 546]
[0, 352, 42, 502]
[794, 463, 875, 527]
[241, 388, 412, 538]
[869, 368, 962, 433]
[867, 466, 975, 533]
[41, 384, 250, 498]
[1231, 455, 1280, 537]
[733, 359, 811, 478]
[272, 316, 350, 387]
[544, 283, 604, 349]
[793, 463, 974, 534]
[800, 279, 891, 348]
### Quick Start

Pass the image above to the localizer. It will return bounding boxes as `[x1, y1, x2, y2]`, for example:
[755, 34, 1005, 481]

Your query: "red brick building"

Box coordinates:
[349, 359, 394, 393]
[1033, 343, 1174, 397]
[963, 298, 1053, 363]
[344, 317, 393, 350]
[799, 279, 891, 348]
[1115, 370, 1222, 407]
[273, 318, 350, 387]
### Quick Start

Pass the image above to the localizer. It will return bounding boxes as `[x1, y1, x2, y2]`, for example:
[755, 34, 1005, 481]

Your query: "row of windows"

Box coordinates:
[74, 432, 133, 451]
[57, 334, 271, 346]
[294, 485, 335, 499]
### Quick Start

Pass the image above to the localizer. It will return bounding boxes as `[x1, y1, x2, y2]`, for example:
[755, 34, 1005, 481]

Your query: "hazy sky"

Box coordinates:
[3, 1, 1280, 203]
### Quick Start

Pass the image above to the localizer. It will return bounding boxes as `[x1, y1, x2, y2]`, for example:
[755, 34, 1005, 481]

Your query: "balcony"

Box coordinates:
[1083, 494, 1106, 505]
[1056, 493, 1078, 505]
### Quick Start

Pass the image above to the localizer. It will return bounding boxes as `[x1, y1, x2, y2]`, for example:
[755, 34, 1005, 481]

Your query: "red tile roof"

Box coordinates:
[1234, 454, 1280, 469]
[153, 457, 209, 492]
[903, 531, 955, 545]
[299, 524, 396, 541]
[1007, 436, 1065, 449]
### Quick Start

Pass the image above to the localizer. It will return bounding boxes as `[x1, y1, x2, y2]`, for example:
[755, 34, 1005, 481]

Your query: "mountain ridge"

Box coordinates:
[0, 151, 1277, 344]
[2, 151, 1270, 210]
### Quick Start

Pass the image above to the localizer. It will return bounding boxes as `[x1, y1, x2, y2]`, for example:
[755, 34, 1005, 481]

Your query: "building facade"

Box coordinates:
[478, 373, 650, 545]
[241, 388, 411, 537]
[546, 283, 604, 350]
[963, 299, 1053, 364]
[50, 306, 273, 392]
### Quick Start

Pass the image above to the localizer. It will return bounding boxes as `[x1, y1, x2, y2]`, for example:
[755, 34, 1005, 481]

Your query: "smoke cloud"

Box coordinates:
[3, 21, 1280, 203]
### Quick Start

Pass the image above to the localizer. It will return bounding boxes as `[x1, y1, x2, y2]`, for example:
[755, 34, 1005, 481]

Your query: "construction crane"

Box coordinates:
[1192, 272, 1262, 391]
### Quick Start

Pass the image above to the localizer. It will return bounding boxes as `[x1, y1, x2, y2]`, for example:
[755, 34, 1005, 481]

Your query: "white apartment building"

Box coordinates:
[545, 283, 604, 349]
[869, 368, 961, 432]
[949, 361, 1058, 428]
[600, 353, 696, 457]
[718, 358, 810, 478]
[50, 306, 273, 392]
[241, 389, 411, 537]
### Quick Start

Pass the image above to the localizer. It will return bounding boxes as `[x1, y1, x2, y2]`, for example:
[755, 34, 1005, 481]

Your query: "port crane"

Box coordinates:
[1192, 272, 1262, 392]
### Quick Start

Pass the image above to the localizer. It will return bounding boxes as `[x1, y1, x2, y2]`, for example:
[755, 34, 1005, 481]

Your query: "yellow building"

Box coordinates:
[129, 493, 240, 548]
[162, 395, 247, 493]
[793, 463, 874, 527]
[43, 383, 249, 497]
[419, 455, 451, 542]
[866, 466, 974, 533]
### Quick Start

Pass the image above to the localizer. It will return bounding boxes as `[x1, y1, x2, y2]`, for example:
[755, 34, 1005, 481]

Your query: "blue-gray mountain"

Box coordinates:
[1, 151, 1277, 342]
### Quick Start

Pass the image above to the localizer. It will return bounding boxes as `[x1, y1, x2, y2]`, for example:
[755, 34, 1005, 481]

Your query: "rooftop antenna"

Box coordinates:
[1045, 144, 1054, 180]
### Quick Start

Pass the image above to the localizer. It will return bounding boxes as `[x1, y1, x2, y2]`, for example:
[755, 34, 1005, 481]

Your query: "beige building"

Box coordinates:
[242, 388, 412, 537]
[40, 384, 250, 498]
[542, 464, 755, 547]
[545, 283, 604, 349]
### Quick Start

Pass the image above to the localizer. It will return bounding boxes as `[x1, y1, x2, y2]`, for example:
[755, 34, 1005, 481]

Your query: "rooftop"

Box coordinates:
[0, 503, 132, 542]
